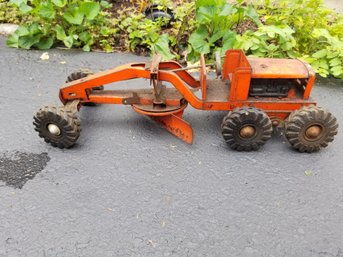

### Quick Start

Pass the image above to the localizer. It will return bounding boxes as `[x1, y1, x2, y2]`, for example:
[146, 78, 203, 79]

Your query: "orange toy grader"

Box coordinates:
[33, 50, 338, 152]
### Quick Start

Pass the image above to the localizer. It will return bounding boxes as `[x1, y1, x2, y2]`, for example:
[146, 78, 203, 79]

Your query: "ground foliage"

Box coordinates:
[1, 0, 342, 78]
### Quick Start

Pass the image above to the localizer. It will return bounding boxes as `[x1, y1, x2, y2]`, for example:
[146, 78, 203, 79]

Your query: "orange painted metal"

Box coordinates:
[58, 49, 317, 144]
[132, 103, 193, 144]
[158, 61, 200, 88]
[248, 57, 310, 79]
[302, 62, 316, 100]
[151, 113, 193, 144]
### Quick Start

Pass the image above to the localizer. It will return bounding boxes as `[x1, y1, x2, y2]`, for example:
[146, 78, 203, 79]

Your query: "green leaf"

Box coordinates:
[319, 59, 329, 69]
[9, 0, 26, 7]
[219, 4, 235, 16]
[100, 27, 110, 36]
[312, 49, 327, 58]
[326, 51, 338, 59]
[79, 31, 91, 43]
[189, 26, 211, 54]
[222, 31, 236, 51]
[331, 66, 343, 73]
[82, 45, 91, 52]
[52, 0, 67, 8]
[39, 3, 55, 20]
[18, 35, 40, 49]
[153, 34, 175, 60]
[244, 5, 262, 26]
[197, 6, 215, 24]
[80, 2, 100, 20]
[34, 37, 54, 49]
[63, 8, 84, 25]
[102, 43, 113, 53]
[100, 0, 112, 9]
[209, 30, 223, 44]
[19, 3, 32, 13]
[329, 58, 342, 66]
[15, 25, 30, 36]
[6, 34, 19, 48]
[196, 0, 218, 8]
[55, 25, 66, 40]
[28, 23, 41, 35]
[63, 36, 74, 48]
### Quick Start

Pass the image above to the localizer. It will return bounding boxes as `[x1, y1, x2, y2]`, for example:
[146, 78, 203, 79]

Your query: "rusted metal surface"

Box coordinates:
[151, 113, 193, 144]
[239, 125, 256, 138]
[132, 101, 188, 116]
[88, 88, 184, 106]
[132, 102, 193, 144]
[132, 103, 183, 113]
[205, 79, 230, 102]
[148, 54, 165, 105]
[248, 57, 309, 79]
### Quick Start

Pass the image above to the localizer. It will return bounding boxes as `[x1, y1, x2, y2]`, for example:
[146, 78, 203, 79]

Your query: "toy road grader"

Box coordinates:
[33, 49, 338, 152]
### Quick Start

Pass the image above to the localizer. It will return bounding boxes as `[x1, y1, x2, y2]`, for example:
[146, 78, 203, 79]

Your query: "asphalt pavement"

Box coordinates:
[0, 36, 343, 257]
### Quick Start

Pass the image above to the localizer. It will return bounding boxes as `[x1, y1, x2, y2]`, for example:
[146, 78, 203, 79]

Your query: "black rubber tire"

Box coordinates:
[66, 71, 104, 91]
[33, 106, 81, 149]
[284, 106, 338, 153]
[221, 107, 273, 151]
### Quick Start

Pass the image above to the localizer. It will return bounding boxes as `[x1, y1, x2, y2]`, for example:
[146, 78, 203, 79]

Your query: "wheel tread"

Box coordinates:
[285, 106, 338, 153]
[33, 105, 81, 148]
[221, 107, 272, 151]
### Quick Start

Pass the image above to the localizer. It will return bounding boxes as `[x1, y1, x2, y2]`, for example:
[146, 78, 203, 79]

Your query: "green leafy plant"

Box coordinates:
[256, 0, 343, 54]
[6, 0, 114, 51]
[170, 2, 196, 56]
[235, 25, 297, 58]
[113, 10, 176, 59]
[303, 29, 343, 78]
[188, 0, 261, 61]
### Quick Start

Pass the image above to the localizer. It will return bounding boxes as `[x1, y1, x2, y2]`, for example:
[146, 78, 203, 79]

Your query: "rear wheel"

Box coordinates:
[285, 106, 338, 152]
[66, 71, 104, 91]
[221, 107, 273, 151]
[66, 71, 103, 106]
[33, 106, 81, 149]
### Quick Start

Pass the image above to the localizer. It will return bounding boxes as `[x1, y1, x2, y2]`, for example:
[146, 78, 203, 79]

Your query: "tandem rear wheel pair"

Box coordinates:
[33, 103, 338, 153]
[221, 106, 338, 153]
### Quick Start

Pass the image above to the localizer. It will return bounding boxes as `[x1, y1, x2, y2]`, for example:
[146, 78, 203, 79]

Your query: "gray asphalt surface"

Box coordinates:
[1, 36, 343, 257]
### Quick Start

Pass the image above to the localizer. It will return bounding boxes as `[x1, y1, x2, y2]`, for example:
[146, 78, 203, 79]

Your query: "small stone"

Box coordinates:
[0, 24, 18, 35]
[40, 52, 49, 61]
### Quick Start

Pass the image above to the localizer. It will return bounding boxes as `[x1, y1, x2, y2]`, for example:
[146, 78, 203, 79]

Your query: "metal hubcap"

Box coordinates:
[305, 125, 322, 139]
[47, 123, 61, 136]
[239, 125, 256, 138]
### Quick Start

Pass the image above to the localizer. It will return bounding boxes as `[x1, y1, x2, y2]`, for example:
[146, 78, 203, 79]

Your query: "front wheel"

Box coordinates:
[221, 107, 273, 151]
[33, 106, 81, 149]
[284, 106, 338, 153]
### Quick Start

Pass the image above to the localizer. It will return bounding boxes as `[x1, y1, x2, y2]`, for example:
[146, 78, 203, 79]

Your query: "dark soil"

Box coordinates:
[234, 19, 259, 35]
[108, 0, 141, 14]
